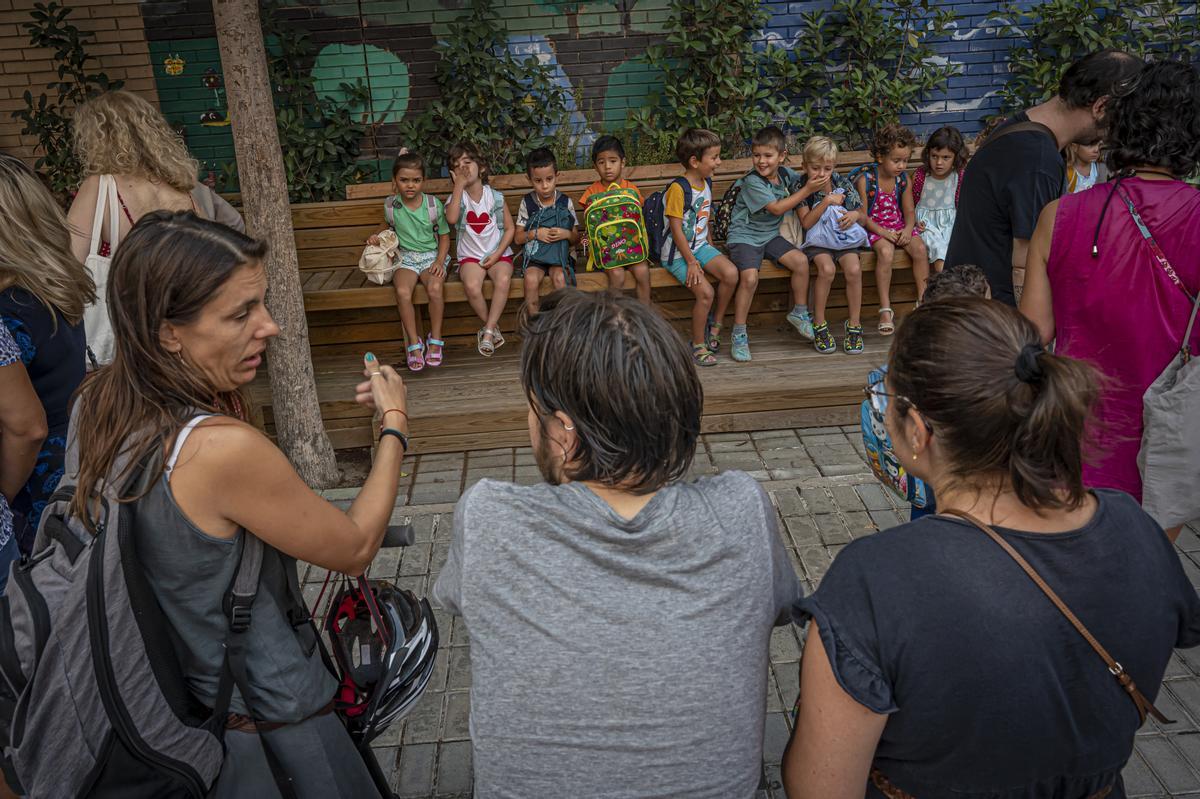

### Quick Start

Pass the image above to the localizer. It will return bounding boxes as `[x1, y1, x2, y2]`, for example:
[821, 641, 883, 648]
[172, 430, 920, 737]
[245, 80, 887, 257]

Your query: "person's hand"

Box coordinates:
[427, 258, 445, 279]
[838, 210, 862, 230]
[896, 229, 912, 247]
[367, 234, 382, 246]
[685, 260, 704, 287]
[356, 353, 407, 426]
[451, 165, 469, 191]
[480, 253, 498, 269]
[803, 175, 830, 197]
[826, 191, 846, 207]
[545, 227, 561, 242]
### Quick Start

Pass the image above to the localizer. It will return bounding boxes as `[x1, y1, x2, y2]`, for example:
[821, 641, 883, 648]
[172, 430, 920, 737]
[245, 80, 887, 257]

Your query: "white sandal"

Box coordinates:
[878, 308, 895, 336]
[476, 328, 495, 357]
[491, 328, 506, 351]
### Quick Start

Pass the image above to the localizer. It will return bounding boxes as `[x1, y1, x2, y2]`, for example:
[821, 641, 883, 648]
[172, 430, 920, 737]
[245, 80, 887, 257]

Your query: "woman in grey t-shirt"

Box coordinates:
[434, 289, 801, 798]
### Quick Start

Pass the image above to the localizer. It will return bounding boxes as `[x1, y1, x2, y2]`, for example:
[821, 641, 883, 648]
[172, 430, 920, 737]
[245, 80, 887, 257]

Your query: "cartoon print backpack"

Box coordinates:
[643, 177, 712, 265]
[847, 164, 908, 216]
[709, 170, 756, 243]
[861, 365, 930, 508]
[518, 192, 576, 285]
[583, 183, 648, 271]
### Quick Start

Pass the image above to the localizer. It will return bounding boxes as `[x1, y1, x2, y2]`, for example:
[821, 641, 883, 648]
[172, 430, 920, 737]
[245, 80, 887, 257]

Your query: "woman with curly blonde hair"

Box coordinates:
[0, 153, 94, 555]
[66, 90, 243, 363]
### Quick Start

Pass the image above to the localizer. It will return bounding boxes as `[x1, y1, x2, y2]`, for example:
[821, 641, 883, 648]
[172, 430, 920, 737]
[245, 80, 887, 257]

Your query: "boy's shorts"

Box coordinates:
[664, 242, 722, 285]
[802, 245, 866, 262]
[727, 236, 801, 271]
[522, 258, 567, 276]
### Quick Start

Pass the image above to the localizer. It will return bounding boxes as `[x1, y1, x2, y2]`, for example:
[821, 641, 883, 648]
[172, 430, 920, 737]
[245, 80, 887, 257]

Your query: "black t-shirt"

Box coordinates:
[945, 111, 1064, 305]
[794, 489, 1200, 798]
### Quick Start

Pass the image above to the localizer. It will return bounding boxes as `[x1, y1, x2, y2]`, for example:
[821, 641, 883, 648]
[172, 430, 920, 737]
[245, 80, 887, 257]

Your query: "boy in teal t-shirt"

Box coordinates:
[365, 151, 451, 371]
[725, 126, 823, 361]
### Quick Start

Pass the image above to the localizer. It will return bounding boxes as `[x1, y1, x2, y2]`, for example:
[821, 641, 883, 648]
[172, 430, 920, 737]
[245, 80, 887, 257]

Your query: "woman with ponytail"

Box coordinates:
[783, 298, 1200, 799]
[1022, 59, 1200, 538]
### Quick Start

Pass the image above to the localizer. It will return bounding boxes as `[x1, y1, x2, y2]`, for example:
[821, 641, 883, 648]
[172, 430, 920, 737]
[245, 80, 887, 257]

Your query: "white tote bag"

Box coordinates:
[83, 175, 119, 367]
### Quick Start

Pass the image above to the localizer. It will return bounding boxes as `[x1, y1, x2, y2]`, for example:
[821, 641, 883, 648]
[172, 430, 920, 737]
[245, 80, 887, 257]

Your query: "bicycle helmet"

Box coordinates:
[325, 577, 439, 744]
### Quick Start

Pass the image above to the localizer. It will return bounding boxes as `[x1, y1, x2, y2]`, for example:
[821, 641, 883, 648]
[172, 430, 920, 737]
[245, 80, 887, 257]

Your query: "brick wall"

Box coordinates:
[0, 0, 158, 165]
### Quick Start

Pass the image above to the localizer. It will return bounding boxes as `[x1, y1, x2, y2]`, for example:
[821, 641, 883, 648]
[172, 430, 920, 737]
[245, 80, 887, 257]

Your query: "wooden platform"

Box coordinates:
[246, 304, 897, 455]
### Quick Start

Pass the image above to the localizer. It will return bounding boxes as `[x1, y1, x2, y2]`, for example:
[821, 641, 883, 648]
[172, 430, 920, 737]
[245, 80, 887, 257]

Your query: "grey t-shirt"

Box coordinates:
[433, 472, 801, 799]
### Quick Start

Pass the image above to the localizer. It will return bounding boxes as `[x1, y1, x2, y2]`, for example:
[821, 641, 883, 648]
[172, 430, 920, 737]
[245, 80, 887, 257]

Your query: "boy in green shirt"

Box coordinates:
[725, 127, 823, 361]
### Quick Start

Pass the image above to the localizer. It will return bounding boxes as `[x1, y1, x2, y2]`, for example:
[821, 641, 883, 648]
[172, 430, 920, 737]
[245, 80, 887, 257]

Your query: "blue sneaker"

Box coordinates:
[731, 329, 751, 362]
[813, 321, 837, 354]
[786, 309, 814, 340]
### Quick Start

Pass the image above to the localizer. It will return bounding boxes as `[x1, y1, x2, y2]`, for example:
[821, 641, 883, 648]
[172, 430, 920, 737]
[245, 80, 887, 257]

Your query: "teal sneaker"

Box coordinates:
[813, 321, 837, 354]
[731, 329, 751, 362]
[786, 309, 815, 341]
[844, 321, 865, 354]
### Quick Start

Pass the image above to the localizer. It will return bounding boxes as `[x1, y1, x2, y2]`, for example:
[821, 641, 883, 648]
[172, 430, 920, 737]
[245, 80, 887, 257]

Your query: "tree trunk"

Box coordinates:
[212, 0, 340, 487]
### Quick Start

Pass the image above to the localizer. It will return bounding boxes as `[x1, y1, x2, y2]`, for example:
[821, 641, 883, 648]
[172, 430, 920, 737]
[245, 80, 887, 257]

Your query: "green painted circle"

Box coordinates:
[312, 43, 409, 125]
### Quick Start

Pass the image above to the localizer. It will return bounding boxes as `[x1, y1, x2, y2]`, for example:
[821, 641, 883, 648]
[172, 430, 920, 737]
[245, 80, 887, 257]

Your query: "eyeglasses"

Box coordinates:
[863, 373, 934, 432]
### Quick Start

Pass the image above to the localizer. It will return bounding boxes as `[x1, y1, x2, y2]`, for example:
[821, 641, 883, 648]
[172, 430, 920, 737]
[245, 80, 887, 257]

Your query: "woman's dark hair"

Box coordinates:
[447, 142, 490, 183]
[392, 151, 424, 178]
[591, 135, 625, 163]
[520, 289, 701, 493]
[871, 122, 917, 161]
[1058, 49, 1143, 111]
[1105, 59, 1200, 177]
[888, 298, 1099, 511]
[71, 211, 268, 528]
[921, 126, 969, 172]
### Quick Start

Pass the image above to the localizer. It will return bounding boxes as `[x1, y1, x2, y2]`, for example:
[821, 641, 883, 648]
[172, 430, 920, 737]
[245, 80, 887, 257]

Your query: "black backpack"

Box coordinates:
[643, 177, 712, 264]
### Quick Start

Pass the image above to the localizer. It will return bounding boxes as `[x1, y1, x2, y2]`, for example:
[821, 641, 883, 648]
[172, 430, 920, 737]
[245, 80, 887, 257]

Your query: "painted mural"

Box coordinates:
[137, 0, 1070, 182]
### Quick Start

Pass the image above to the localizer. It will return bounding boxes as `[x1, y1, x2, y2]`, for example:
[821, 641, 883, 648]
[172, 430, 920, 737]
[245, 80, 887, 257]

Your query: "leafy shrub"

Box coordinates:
[11, 2, 122, 198]
[790, 0, 958, 150]
[628, 0, 809, 158]
[262, 0, 373, 202]
[1001, 0, 1199, 112]
[399, 0, 568, 175]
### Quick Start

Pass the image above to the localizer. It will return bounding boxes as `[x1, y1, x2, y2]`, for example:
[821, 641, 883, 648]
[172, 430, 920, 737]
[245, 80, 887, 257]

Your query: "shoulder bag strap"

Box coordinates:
[976, 120, 1057, 153]
[940, 508, 1170, 726]
[88, 176, 119, 258]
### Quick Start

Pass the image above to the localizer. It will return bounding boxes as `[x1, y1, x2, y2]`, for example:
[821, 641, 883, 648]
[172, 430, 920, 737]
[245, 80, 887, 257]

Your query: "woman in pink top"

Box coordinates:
[1022, 59, 1200, 540]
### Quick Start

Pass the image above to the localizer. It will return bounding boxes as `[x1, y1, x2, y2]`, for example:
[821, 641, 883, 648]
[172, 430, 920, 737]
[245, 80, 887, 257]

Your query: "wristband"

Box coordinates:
[381, 408, 408, 424]
[379, 428, 409, 452]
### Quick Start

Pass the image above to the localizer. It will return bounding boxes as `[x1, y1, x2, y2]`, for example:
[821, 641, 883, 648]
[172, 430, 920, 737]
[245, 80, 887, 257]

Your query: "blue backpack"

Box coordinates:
[517, 191, 576, 286]
[643, 177, 712, 264]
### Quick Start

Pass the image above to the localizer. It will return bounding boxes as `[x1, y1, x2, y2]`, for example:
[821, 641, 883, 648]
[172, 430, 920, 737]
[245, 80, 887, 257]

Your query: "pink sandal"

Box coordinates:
[406, 339, 425, 372]
[425, 338, 445, 367]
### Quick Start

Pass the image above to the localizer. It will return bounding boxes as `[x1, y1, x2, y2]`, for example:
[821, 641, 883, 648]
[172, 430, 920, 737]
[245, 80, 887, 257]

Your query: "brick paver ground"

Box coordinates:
[315, 425, 1200, 798]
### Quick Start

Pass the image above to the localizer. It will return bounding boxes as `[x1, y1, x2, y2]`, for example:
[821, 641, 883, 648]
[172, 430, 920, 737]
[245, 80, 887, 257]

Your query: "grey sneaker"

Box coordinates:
[787, 310, 815, 340]
[731, 329, 751, 362]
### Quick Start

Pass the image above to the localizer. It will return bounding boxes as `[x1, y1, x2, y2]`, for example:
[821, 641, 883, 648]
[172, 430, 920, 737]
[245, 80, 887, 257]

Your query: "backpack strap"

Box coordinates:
[384, 195, 398, 228]
[912, 167, 926, 206]
[425, 194, 438, 236]
[665, 176, 694, 266]
[522, 192, 541, 228]
[490, 186, 505, 237]
[976, 119, 1057, 153]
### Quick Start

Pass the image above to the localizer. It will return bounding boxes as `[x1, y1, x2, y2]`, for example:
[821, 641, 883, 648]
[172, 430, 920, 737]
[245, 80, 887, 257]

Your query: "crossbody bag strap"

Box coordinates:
[940, 508, 1170, 726]
[1116, 186, 1200, 358]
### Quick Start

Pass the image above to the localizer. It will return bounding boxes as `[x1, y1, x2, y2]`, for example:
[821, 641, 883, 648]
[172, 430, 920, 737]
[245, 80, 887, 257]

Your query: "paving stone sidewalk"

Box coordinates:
[315, 425, 1200, 798]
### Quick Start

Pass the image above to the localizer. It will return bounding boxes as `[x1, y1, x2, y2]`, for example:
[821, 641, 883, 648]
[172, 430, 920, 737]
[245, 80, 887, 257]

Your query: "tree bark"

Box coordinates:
[212, 0, 340, 487]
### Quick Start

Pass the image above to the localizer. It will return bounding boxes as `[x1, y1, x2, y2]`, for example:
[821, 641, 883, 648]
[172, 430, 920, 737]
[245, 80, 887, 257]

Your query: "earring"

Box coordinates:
[912, 453, 918, 462]
[564, 425, 575, 431]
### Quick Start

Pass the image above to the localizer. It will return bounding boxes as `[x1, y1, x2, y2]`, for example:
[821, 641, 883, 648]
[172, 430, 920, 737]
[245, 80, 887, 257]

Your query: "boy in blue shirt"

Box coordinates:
[725, 126, 823, 361]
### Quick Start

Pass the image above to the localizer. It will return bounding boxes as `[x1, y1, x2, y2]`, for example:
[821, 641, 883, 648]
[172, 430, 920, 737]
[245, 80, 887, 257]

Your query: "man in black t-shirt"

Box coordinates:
[946, 49, 1143, 305]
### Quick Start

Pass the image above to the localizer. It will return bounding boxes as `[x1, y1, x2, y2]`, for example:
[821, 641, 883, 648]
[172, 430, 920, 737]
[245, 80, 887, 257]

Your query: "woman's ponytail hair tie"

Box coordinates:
[1015, 342, 1046, 384]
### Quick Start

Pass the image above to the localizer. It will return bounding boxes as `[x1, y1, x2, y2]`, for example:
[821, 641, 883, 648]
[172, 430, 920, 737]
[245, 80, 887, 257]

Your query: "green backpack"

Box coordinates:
[583, 183, 649, 271]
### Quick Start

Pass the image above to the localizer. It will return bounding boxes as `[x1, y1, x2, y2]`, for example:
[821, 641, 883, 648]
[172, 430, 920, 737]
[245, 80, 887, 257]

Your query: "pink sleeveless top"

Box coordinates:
[1047, 177, 1200, 501]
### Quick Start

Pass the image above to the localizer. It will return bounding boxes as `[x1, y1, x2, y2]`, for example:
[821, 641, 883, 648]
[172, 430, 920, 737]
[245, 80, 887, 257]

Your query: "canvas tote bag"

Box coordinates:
[83, 175, 120, 367]
[1127, 185, 1200, 529]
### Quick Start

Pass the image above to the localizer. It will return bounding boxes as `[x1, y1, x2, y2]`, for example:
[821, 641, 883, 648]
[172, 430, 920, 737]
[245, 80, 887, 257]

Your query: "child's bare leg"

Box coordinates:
[419, 268, 445, 341]
[812, 253, 836, 325]
[523, 265, 545, 316]
[872, 238, 896, 316]
[932, 259, 944, 273]
[705, 255, 738, 328]
[907, 237, 930, 300]
[485, 261, 514, 335]
[690, 280, 715, 346]
[778, 249, 810, 308]
[550, 266, 567, 290]
[733, 267, 758, 326]
[391, 268, 421, 346]
[631, 261, 651, 305]
[459, 262, 489, 323]
[841, 253, 863, 328]
[606, 266, 626, 294]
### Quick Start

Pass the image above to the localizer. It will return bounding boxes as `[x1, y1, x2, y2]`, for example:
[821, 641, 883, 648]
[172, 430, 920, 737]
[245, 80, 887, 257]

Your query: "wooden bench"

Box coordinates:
[259, 152, 921, 451]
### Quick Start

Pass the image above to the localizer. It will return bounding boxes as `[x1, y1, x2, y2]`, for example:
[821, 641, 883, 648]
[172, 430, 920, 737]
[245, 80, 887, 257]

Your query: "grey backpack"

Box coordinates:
[0, 427, 272, 798]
